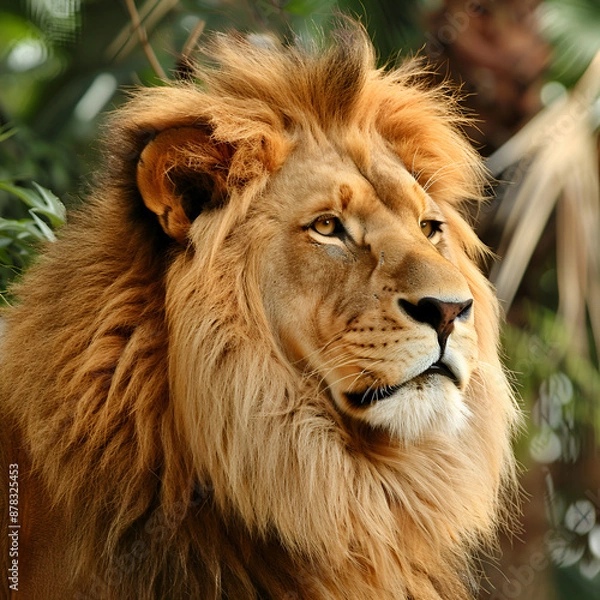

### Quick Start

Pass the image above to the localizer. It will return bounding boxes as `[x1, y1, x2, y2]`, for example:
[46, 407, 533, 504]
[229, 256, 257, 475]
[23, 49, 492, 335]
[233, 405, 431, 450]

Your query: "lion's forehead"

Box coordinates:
[270, 135, 436, 230]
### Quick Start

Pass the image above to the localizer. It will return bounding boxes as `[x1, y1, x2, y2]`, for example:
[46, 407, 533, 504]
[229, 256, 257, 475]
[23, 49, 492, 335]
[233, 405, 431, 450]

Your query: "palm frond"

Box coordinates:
[487, 51, 600, 356]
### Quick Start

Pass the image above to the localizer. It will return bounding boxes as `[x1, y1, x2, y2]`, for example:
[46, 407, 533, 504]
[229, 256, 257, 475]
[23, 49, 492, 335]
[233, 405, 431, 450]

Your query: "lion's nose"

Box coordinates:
[399, 297, 473, 350]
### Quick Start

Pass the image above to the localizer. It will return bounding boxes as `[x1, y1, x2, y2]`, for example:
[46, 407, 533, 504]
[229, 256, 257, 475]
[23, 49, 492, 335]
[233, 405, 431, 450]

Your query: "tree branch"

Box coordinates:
[124, 0, 168, 80]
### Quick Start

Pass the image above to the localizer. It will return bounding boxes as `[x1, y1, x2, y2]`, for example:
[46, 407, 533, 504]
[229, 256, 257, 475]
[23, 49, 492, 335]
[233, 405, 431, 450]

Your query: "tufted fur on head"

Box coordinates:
[0, 19, 519, 600]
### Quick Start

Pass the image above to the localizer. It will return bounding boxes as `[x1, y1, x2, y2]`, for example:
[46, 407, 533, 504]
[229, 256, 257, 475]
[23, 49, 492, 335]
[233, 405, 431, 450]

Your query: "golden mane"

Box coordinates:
[0, 21, 519, 599]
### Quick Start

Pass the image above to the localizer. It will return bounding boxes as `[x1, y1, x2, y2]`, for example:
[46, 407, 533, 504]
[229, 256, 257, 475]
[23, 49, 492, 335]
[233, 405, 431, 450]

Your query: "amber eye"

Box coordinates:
[312, 216, 341, 237]
[420, 220, 443, 240]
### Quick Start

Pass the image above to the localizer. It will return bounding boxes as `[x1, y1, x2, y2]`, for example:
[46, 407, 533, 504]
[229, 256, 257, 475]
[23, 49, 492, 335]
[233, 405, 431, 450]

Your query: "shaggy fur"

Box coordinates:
[0, 22, 519, 599]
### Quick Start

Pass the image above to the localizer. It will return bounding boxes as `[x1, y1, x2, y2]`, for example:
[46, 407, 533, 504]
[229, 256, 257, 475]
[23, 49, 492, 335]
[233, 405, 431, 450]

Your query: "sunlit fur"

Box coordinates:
[0, 21, 519, 599]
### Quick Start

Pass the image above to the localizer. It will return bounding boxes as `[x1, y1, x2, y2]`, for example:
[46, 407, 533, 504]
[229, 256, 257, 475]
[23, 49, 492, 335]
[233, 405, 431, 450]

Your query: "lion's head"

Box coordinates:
[1, 21, 519, 600]
[257, 136, 479, 442]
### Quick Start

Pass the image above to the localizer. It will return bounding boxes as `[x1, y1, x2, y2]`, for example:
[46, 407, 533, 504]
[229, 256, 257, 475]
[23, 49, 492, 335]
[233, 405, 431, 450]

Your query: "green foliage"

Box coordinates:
[285, 0, 335, 15]
[504, 306, 600, 587]
[0, 176, 65, 302]
[541, 0, 600, 87]
[504, 306, 600, 424]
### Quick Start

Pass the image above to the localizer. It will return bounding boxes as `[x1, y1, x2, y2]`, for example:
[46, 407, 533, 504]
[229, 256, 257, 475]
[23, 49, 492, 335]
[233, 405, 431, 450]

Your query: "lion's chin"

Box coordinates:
[340, 376, 471, 442]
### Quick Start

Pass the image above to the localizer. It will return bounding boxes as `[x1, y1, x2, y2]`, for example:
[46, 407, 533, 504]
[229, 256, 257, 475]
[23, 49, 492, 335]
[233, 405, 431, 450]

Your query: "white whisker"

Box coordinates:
[422, 163, 465, 193]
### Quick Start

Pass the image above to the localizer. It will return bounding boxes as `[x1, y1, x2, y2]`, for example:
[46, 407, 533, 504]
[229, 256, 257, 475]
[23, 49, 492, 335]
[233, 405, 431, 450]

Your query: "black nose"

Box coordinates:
[399, 297, 473, 350]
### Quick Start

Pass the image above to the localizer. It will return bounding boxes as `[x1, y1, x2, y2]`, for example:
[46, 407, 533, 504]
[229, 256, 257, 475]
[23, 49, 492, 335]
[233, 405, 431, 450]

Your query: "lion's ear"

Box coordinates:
[136, 126, 233, 244]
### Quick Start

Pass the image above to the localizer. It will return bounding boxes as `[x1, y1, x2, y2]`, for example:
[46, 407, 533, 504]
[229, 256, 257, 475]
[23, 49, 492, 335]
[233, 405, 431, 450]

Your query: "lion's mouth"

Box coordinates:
[344, 361, 459, 408]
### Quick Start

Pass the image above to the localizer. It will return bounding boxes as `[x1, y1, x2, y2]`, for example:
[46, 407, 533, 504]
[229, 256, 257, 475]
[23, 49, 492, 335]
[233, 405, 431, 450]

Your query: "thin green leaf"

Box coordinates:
[0, 181, 65, 227]
[31, 182, 67, 226]
[0, 127, 17, 144]
[0, 181, 42, 208]
[29, 212, 57, 242]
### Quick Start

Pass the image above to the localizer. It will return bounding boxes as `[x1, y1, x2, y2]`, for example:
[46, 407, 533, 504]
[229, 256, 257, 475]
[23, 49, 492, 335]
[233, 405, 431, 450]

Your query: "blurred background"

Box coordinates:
[0, 1, 599, 598]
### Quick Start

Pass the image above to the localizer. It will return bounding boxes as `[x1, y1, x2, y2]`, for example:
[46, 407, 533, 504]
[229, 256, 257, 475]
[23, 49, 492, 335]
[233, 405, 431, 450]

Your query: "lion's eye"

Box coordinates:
[311, 216, 343, 237]
[420, 220, 443, 241]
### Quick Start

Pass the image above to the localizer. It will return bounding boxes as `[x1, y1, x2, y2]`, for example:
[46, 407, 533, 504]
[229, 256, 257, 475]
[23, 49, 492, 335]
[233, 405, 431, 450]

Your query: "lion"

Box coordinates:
[0, 21, 519, 600]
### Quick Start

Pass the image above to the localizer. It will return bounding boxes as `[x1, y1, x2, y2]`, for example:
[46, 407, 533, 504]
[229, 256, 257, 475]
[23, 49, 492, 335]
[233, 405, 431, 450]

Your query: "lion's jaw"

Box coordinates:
[261, 136, 478, 442]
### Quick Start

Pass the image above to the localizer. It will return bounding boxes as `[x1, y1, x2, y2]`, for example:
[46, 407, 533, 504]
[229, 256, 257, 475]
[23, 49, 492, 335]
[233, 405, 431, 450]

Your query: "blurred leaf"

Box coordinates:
[0, 126, 17, 143]
[542, 0, 600, 87]
[284, 0, 336, 16]
[503, 306, 600, 439]
[487, 51, 600, 359]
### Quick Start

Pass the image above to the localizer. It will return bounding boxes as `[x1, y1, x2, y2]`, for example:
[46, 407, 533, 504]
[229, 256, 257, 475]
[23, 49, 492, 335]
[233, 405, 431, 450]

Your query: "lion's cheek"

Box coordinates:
[260, 255, 364, 366]
[259, 275, 322, 365]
